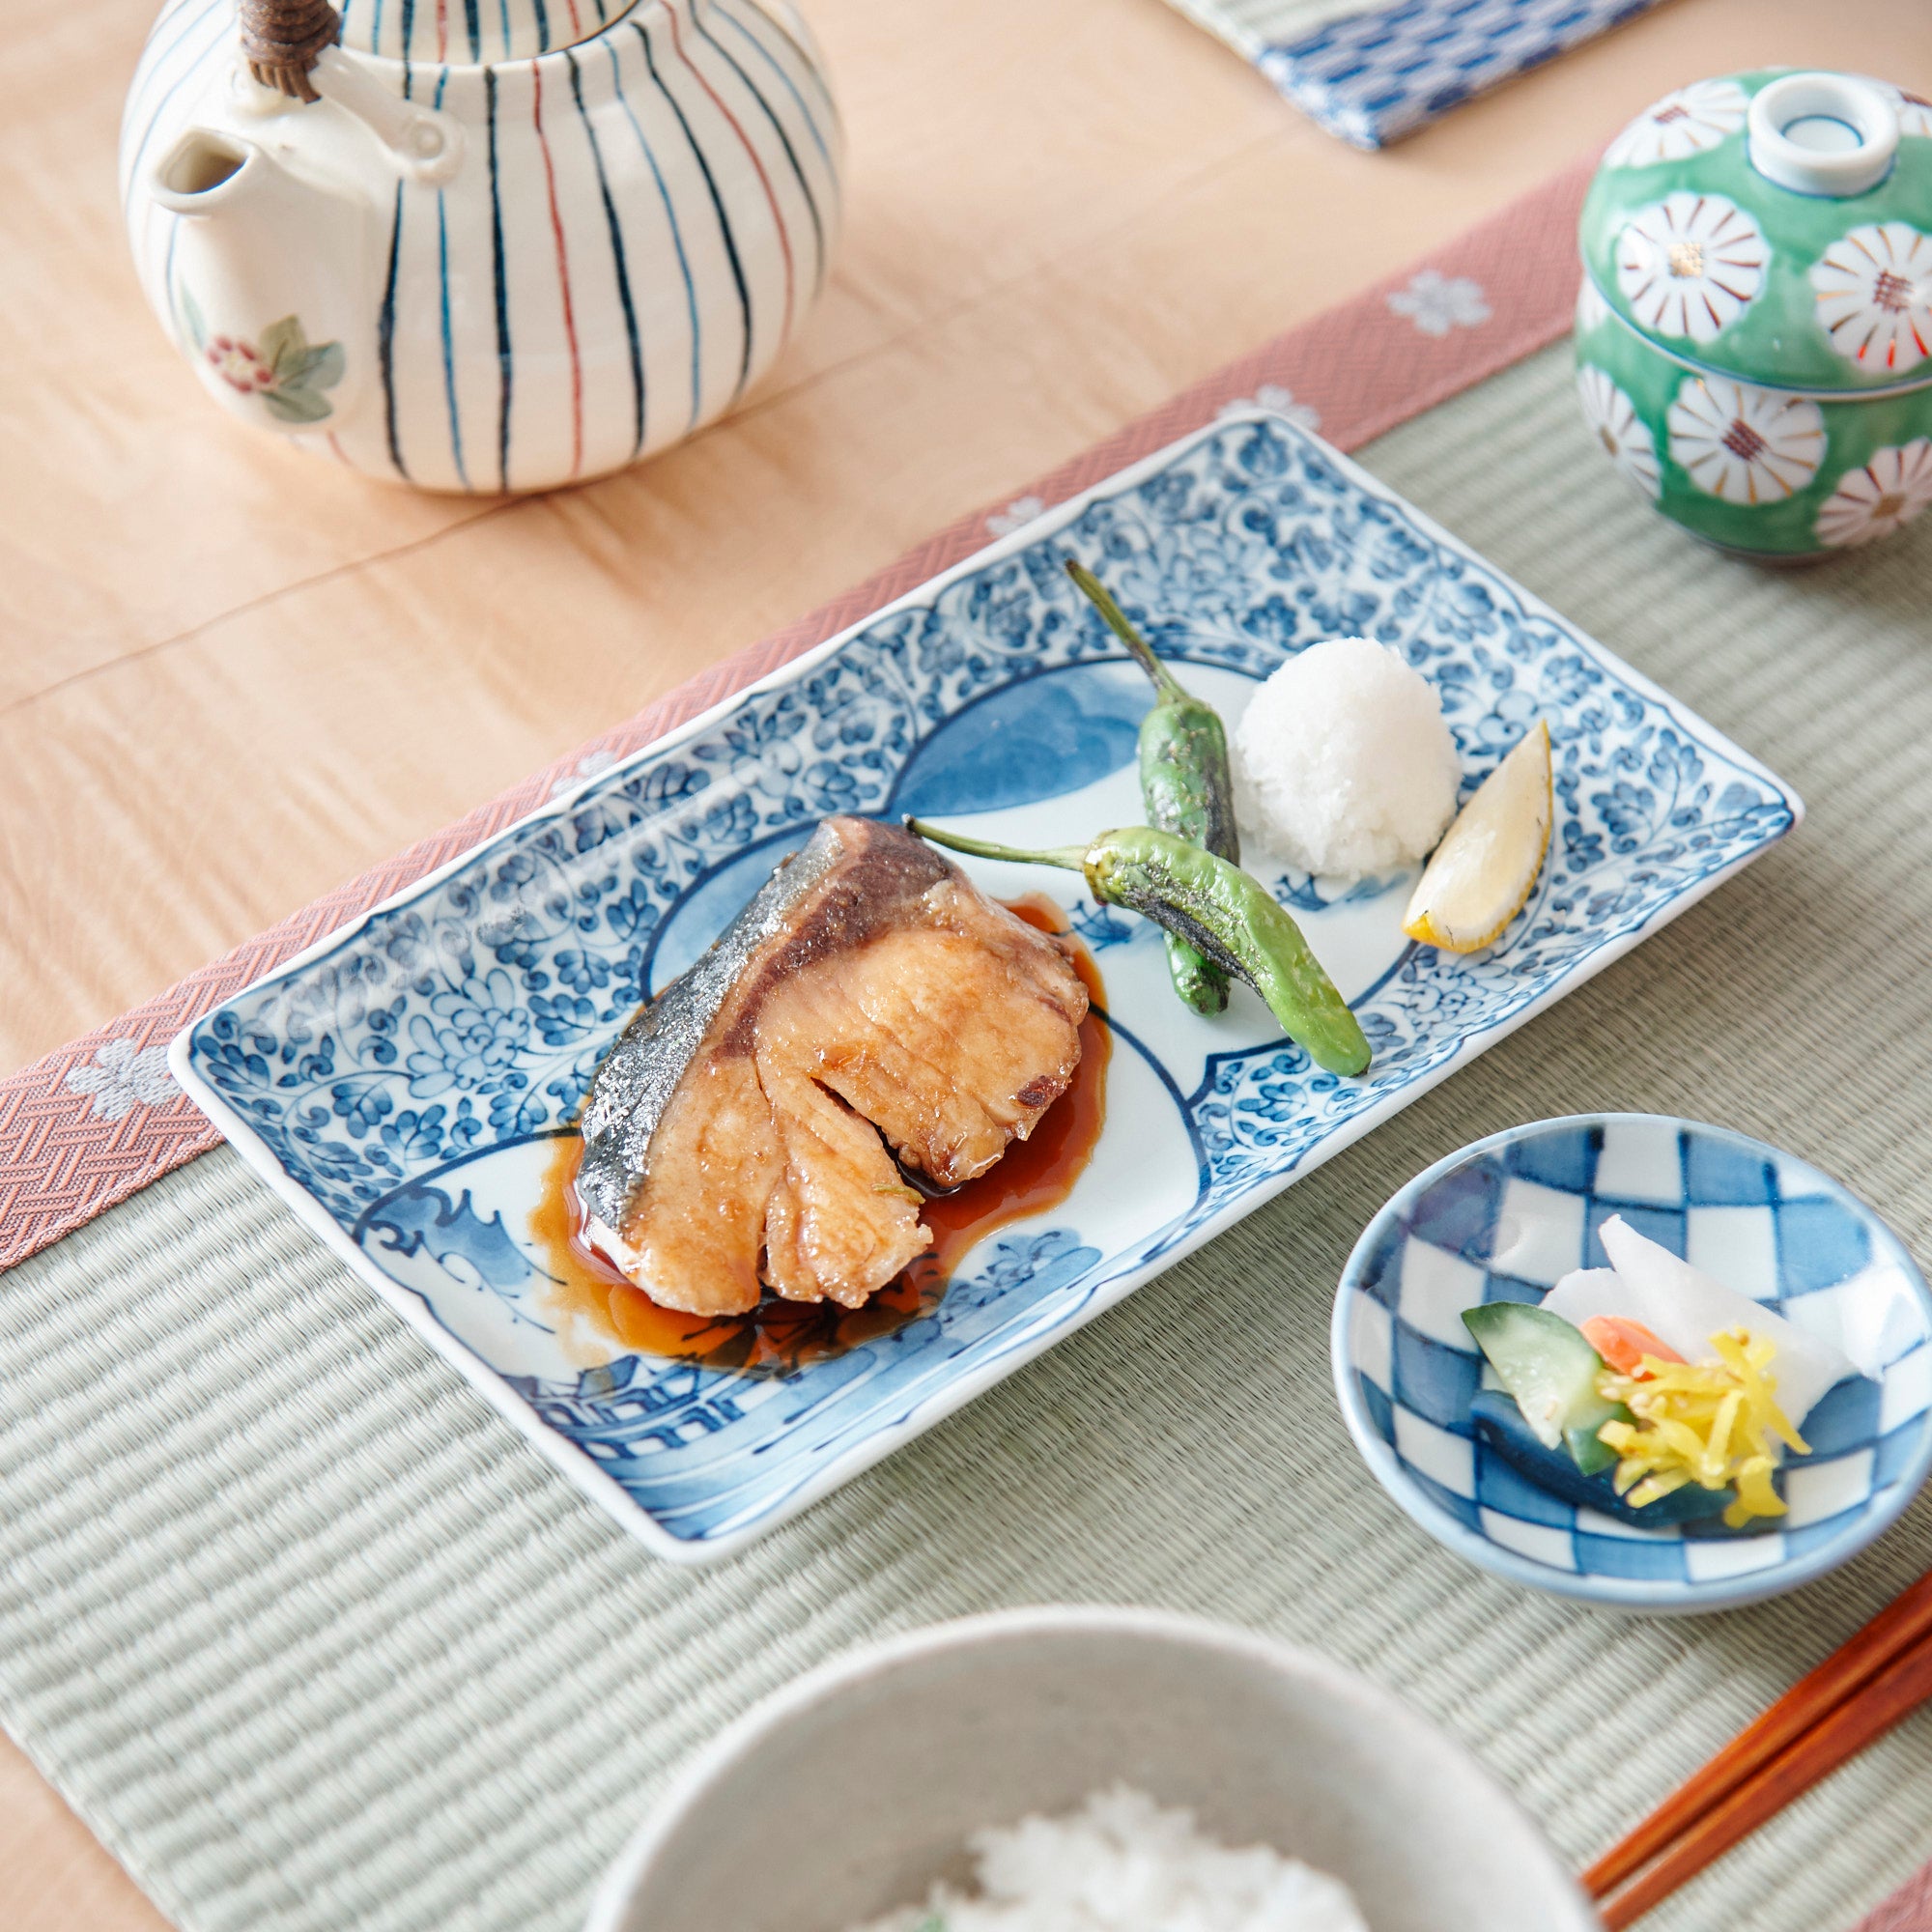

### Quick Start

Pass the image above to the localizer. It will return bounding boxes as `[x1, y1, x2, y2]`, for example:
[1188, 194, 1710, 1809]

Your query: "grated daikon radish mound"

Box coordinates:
[1234, 638, 1460, 881]
[847, 1785, 1368, 1932]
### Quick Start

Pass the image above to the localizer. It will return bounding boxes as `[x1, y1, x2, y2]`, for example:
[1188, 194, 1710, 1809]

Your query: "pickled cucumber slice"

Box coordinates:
[1469, 1393, 1734, 1524]
[1462, 1300, 1632, 1477]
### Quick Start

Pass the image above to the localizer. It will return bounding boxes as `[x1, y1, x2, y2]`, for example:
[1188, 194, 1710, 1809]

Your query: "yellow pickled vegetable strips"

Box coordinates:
[1626, 1468, 1690, 1508]
[1595, 1329, 1808, 1527]
[1712, 1329, 1809, 1454]
[1707, 1388, 1742, 1465]
[1729, 1458, 1785, 1530]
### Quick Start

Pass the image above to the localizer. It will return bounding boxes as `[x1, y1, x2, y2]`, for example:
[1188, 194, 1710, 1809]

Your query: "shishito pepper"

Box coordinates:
[905, 818, 1371, 1078]
[1065, 559, 1237, 1015]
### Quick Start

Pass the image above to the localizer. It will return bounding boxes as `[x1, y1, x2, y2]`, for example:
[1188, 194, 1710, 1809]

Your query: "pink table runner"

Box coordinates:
[3, 154, 1928, 1931]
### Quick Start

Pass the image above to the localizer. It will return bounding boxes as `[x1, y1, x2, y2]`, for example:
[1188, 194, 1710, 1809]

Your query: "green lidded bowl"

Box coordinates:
[1577, 69, 1932, 559]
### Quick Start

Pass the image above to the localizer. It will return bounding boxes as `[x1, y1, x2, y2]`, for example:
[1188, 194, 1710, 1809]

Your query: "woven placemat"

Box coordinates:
[7, 337, 1932, 1932]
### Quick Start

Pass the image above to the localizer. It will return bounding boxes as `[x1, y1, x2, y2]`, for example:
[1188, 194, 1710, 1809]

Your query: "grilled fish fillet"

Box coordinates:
[575, 816, 1089, 1316]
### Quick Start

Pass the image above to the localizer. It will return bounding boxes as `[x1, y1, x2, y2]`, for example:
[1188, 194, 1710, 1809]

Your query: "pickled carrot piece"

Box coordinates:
[1580, 1315, 1685, 1377]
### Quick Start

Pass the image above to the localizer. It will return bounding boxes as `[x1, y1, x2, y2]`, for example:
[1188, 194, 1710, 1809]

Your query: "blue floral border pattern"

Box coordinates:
[181, 411, 1797, 1551]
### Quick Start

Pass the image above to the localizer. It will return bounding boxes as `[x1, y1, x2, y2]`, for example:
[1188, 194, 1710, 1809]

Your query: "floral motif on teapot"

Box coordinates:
[183, 290, 346, 424]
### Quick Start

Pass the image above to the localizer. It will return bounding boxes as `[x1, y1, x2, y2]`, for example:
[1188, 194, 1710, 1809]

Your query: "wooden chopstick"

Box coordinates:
[1596, 1622, 1932, 1925]
[1585, 1567, 1932, 1923]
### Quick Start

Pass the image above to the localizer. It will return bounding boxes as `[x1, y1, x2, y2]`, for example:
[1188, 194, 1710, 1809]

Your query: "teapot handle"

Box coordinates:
[234, 0, 464, 185]
[238, 0, 338, 102]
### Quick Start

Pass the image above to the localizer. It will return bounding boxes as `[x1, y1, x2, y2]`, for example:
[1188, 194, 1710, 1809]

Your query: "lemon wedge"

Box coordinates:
[1402, 722, 1551, 952]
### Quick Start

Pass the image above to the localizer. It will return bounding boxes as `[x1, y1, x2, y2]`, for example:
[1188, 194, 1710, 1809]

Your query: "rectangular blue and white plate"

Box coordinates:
[172, 410, 1801, 1564]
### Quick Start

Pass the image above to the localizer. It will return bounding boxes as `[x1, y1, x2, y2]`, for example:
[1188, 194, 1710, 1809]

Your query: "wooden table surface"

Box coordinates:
[6, 0, 1930, 1924]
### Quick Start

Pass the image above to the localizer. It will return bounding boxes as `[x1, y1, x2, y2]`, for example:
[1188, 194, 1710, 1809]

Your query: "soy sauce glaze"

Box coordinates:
[529, 895, 1109, 1377]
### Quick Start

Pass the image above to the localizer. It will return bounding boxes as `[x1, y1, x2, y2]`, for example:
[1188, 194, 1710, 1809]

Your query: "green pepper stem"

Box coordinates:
[1065, 559, 1190, 707]
[904, 817, 1089, 873]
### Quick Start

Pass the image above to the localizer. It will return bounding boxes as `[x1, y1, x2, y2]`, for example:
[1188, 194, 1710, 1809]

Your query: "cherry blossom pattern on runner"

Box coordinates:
[1386, 270, 1491, 337]
[64, 1039, 178, 1122]
[547, 750, 620, 800]
[1575, 366, 1661, 499]
[984, 496, 1046, 538]
[1602, 77, 1750, 169]
[1815, 440, 1932, 548]
[1810, 223, 1932, 376]
[1666, 376, 1826, 504]
[1617, 194, 1767, 346]
[1218, 384, 1321, 432]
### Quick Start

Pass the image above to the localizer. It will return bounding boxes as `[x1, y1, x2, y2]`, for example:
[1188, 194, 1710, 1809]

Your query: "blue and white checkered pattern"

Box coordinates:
[1174, 0, 1666, 150]
[1336, 1116, 1932, 1610]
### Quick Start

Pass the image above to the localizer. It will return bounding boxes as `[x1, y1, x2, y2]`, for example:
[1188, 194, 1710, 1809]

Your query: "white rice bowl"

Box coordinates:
[1234, 638, 1460, 880]
[849, 1785, 1368, 1932]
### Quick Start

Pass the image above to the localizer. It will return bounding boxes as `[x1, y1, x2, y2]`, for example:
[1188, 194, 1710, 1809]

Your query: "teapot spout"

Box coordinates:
[150, 125, 374, 438]
[153, 128, 254, 210]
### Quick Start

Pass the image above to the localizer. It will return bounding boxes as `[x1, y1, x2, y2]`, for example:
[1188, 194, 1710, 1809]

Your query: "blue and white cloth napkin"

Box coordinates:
[1162, 0, 1663, 148]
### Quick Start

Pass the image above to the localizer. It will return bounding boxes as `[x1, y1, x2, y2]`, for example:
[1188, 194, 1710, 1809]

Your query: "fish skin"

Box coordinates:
[574, 816, 1088, 1315]
[574, 824, 845, 1236]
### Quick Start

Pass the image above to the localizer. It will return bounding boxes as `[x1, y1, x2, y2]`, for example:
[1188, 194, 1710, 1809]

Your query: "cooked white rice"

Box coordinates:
[846, 1784, 1370, 1932]
[1233, 637, 1460, 881]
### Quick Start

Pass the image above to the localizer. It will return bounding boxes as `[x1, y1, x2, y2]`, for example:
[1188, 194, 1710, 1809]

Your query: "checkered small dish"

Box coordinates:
[1333, 1115, 1932, 1611]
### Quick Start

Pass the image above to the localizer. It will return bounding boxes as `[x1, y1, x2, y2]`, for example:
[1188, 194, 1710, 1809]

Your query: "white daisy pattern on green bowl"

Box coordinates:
[1810, 222, 1932, 376]
[1615, 194, 1767, 345]
[1575, 276, 1612, 335]
[1577, 68, 1932, 557]
[1666, 377, 1827, 503]
[1601, 77, 1750, 169]
[1577, 365, 1662, 500]
[1889, 85, 1932, 139]
[1815, 439, 1932, 547]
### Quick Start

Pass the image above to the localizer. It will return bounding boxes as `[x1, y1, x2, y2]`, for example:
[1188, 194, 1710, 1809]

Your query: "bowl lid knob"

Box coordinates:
[1747, 71, 1900, 197]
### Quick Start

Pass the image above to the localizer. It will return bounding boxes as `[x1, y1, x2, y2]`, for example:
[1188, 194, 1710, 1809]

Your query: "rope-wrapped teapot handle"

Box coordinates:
[240, 0, 341, 103]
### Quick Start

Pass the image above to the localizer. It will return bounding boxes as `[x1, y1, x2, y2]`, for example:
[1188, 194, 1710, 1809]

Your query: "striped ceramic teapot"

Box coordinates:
[120, 0, 840, 492]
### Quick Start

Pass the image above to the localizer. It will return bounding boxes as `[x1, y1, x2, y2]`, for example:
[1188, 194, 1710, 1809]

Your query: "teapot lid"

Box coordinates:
[1579, 69, 1932, 397]
[333, 0, 637, 66]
